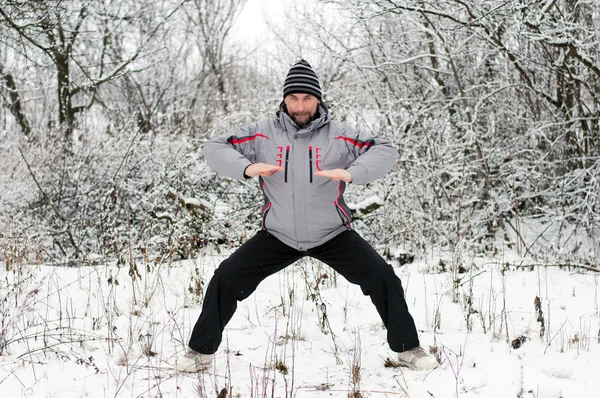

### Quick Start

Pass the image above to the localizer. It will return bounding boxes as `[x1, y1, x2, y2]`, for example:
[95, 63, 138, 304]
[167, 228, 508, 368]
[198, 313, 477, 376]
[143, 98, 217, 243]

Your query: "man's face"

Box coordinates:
[284, 93, 319, 128]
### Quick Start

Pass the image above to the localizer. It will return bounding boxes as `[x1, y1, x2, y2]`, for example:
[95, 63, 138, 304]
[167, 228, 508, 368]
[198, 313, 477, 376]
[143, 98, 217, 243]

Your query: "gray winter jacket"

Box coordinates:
[203, 104, 397, 251]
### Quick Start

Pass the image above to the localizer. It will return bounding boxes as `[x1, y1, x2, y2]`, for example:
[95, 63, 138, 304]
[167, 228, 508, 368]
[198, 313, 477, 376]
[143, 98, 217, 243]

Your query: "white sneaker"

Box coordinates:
[174, 349, 214, 372]
[397, 347, 438, 370]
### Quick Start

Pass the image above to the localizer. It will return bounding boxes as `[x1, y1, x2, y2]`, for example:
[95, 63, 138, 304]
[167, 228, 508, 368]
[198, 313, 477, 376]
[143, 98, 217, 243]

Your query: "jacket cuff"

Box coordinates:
[243, 164, 253, 179]
[346, 164, 368, 185]
[237, 160, 253, 180]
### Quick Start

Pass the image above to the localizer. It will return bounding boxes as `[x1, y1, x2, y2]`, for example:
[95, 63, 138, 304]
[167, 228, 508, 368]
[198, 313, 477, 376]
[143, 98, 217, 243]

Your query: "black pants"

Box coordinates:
[188, 230, 420, 354]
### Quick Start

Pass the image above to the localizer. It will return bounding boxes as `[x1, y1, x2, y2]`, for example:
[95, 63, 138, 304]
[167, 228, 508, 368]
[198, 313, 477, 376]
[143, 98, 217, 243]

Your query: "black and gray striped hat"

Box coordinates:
[283, 59, 322, 101]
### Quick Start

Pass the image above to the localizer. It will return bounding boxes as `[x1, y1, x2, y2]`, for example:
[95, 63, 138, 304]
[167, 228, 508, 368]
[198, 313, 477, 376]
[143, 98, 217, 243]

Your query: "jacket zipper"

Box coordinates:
[309, 146, 313, 183]
[335, 183, 352, 229]
[261, 202, 272, 230]
[259, 177, 272, 230]
[284, 145, 290, 183]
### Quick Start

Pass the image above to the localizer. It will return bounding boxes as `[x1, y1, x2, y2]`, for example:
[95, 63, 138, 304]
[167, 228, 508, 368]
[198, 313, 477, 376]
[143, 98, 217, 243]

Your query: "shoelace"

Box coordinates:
[410, 347, 427, 358]
[184, 350, 199, 359]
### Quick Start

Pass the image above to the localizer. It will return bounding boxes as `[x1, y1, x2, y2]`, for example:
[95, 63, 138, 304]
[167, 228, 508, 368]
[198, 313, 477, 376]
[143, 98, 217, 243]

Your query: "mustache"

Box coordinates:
[291, 111, 311, 117]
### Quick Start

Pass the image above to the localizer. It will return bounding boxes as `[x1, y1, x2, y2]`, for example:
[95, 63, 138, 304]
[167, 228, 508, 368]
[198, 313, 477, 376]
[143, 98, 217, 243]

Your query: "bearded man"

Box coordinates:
[175, 59, 438, 372]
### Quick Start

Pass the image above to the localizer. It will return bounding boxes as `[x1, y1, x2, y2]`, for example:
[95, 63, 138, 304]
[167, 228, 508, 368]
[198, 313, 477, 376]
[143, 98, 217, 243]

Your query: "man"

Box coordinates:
[175, 59, 438, 372]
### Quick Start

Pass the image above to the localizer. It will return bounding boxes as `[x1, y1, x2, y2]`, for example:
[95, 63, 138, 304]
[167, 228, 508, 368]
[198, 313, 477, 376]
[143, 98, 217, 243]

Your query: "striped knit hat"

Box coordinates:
[283, 59, 322, 101]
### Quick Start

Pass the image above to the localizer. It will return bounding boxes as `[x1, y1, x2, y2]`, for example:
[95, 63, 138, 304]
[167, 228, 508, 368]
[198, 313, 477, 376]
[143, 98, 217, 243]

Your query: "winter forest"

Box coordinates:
[1, 1, 599, 397]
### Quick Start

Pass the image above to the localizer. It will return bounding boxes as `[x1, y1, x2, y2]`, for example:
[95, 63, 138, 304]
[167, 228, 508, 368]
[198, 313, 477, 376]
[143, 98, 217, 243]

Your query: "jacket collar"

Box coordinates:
[277, 102, 330, 134]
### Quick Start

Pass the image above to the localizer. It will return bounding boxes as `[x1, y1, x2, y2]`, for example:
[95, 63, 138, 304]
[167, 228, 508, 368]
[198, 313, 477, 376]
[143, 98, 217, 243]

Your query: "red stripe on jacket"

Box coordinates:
[334, 182, 352, 229]
[229, 133, 270, 145]
[334, 136, 374, 149]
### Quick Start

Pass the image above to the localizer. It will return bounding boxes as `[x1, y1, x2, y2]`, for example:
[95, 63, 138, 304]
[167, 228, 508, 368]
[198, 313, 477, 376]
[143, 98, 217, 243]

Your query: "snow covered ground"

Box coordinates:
[0, 242, 598, 398]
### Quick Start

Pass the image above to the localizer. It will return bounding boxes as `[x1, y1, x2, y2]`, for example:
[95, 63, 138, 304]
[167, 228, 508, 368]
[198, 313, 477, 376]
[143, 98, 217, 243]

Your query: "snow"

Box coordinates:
[1, 246, 598, 397]
[347, 195, 383, 218]
[182, 196, 210, 210]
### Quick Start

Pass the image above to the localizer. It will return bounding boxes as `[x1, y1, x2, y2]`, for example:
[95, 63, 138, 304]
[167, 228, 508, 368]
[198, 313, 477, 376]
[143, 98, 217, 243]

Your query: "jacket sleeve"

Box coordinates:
[202, 124, 258, 181]
[338, 126, 398, 185]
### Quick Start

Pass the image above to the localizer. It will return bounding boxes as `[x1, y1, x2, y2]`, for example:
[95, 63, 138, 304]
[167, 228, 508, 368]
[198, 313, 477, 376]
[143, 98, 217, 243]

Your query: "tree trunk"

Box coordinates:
[1, 64, 31, 135]
[55, 50, 74, 138]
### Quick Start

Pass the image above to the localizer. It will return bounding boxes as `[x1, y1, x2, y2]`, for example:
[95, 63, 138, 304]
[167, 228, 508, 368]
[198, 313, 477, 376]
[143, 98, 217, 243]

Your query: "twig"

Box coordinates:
[18, 148, 62, 221]
[18, 147, 81, 256]
[518, 222, 554, 262]
[295, 386, 406, 395]
[510, 263, 599, 273]
[111, 129, 141, 181]
[502, 216, 528, 257]
[457, 270, 487, 287]
[543, 320, 569, 354]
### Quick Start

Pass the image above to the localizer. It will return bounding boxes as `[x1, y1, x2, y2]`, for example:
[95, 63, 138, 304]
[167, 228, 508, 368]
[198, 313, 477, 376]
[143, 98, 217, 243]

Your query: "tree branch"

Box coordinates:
[0, 7, 54, 59]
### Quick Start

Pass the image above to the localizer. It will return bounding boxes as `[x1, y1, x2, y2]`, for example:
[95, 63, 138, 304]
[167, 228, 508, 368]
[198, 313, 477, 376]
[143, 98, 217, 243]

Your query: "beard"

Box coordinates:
[291, 111, 314, 128]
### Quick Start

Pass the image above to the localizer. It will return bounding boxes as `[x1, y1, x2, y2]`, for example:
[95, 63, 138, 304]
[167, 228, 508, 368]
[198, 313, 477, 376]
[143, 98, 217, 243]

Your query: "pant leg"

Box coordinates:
[307, 230, 420, 352]
[189, 231, 303, 354]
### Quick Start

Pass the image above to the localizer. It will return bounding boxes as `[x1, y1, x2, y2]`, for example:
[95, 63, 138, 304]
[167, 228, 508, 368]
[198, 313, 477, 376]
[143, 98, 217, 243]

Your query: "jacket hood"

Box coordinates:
[276, 101, 330, 134]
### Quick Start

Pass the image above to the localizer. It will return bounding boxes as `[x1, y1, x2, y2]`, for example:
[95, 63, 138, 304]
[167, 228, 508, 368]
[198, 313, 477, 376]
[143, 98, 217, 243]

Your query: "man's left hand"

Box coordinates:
[314, 169, 352, 183]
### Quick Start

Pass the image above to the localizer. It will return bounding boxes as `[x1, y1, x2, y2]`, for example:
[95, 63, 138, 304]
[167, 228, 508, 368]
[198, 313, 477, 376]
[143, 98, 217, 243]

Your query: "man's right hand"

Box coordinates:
[244, 163, 284, 178]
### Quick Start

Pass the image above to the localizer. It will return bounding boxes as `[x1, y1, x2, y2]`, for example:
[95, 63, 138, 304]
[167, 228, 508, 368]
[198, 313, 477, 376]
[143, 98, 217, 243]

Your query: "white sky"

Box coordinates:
[231, 0, 286, 49]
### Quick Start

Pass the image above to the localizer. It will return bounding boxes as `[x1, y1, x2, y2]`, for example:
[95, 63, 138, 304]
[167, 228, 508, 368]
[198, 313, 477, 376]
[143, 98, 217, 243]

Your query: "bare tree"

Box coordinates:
[0, 0, 263, 264]
[310, 0, 600, 251]
[186, 0, 246, 113]
[0, 0, 185, 138]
